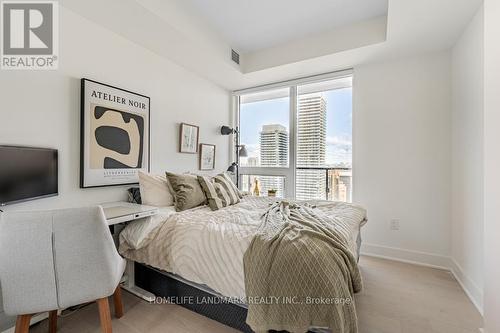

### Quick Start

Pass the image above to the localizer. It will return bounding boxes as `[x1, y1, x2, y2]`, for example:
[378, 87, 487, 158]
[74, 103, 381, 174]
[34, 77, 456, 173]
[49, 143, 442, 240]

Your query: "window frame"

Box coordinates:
[233, 69, 353, 199]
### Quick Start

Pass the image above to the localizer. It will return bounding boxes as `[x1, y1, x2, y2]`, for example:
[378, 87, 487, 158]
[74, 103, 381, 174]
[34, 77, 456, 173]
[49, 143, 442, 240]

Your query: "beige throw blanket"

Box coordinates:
[243, 201, 362, 333]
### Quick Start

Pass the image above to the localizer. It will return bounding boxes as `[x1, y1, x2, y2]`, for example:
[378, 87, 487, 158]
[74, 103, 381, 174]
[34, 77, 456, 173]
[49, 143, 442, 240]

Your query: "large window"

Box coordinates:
[240, 88, 290, 168]
[236, 72, 352, 202]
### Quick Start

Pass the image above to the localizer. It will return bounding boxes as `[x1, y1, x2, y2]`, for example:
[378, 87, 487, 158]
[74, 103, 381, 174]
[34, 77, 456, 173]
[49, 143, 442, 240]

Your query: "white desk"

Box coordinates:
[101, 202, 158, 302]
[101, 202, 159, 225]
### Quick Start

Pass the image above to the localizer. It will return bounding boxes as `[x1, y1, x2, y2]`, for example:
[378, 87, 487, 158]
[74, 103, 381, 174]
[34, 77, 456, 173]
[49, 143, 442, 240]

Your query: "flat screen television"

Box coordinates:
[0, 145, 58, 206]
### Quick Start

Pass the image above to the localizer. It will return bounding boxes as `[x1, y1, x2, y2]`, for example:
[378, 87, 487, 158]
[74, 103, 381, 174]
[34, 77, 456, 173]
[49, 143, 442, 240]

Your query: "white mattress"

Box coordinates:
[119, 196, 367, 299]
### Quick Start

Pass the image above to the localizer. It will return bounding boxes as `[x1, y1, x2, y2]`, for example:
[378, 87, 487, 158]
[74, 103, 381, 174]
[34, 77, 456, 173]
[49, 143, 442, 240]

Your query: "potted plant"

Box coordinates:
[268, 189, 277, 197]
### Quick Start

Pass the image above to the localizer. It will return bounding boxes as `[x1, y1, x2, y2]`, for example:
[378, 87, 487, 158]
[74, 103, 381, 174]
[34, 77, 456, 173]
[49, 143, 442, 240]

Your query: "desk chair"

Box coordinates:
[0, 206, 126, 333]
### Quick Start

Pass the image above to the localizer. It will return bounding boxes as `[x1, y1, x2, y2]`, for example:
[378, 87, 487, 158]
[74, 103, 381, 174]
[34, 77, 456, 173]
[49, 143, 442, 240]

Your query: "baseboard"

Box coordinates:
[361, 243, 484, 316]
[361, 243, 451, 269]
[449, 258, 484, 315]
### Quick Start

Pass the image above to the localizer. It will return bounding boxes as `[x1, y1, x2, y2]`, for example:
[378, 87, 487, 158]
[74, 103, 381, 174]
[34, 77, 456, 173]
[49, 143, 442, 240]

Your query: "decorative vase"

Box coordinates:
[253, 179, 261, 196]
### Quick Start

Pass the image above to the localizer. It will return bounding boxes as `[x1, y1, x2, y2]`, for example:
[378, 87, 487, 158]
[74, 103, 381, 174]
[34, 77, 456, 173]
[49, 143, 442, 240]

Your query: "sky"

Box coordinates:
[240, 87, 352, 167]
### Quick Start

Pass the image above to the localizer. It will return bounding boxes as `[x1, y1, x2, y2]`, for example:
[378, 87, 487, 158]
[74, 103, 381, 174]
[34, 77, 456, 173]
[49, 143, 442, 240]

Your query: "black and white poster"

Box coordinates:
[80, 79, 150, 188]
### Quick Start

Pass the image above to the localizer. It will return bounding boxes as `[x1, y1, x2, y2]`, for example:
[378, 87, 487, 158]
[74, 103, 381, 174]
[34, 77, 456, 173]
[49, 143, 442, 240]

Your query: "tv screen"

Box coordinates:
[0, 146, 58, 206]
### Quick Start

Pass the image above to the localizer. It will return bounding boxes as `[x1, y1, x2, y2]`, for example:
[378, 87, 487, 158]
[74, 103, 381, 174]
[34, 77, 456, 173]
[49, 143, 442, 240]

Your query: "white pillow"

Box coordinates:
[120, 207, 176, 250]
[139, 171, 175, 207]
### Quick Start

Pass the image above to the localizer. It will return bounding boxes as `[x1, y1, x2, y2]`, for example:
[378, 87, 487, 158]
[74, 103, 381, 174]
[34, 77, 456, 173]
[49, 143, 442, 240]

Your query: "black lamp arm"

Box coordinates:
[221, 125, 241, 187]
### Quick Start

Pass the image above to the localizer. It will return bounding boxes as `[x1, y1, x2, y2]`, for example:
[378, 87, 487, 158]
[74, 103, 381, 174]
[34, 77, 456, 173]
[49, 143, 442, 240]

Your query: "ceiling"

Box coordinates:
[181, 0, 388, 53]
[62, 0, 483, 90]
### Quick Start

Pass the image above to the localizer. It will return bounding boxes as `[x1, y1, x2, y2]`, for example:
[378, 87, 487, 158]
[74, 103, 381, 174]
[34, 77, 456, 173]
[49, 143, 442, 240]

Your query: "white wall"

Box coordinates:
[450, 6, 484, 312]
[354, 52, 452, 266]
[483, 0, 500, 331]
[0, 6, 230, 329]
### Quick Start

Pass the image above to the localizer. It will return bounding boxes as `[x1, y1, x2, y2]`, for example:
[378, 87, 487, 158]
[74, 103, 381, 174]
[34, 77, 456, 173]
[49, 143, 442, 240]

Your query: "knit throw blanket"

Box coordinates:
[243, 201, 362, 333]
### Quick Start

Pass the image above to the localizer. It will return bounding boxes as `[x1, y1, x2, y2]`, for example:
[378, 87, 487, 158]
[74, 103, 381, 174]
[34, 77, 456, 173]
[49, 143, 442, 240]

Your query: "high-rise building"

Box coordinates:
[259, 124, 288, 197]
[296, 94, 327, 200]
[260, 124, 288, 167]
[246, 157, 259, 166]
[328, 169, 352, 202]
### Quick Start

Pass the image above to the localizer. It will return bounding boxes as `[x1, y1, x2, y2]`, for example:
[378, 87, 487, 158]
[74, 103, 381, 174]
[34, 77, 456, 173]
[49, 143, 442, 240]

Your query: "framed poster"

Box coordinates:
[80, 78, 150, 188]
[199, 144, 216, 170]
[179, 123, 199, 154]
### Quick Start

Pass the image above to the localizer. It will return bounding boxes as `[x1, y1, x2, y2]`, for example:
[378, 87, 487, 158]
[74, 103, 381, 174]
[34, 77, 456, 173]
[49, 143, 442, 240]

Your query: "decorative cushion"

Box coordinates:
[139, 171, 175, 207]
[217, 172, 244, 199]
[127, 187, 142, 204]
[166, 172, 207, 211]
[198, 174, 241, 211]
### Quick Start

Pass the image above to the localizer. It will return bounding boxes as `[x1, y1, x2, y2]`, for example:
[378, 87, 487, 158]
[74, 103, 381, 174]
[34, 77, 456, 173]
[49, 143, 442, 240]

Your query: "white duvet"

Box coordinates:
[119, 196, 367, 299]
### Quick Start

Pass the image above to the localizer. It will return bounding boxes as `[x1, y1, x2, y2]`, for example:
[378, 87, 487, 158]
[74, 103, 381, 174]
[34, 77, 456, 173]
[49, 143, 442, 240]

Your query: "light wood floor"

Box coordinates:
[30, 256, 482, 333]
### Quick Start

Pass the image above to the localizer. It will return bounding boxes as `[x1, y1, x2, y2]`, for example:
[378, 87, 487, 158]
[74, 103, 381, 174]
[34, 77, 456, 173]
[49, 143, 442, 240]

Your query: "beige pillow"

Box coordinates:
[119, 206, 176, 249]
[139, 171, 175, 207]
[198, 175, 240, 211]
[166, 172, 207, 211]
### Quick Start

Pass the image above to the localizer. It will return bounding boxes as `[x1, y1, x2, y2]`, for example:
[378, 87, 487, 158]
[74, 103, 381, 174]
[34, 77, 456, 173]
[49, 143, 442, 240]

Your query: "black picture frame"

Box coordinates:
[179, 123, 200, 154]
[80, 78, 151, 188]
[199, 143, 216, 170]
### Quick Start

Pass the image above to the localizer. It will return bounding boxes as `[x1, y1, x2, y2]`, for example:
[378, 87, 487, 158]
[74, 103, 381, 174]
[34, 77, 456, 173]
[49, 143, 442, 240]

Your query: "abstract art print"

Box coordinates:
[179, 123, 199, 153]
[80, 79, 150, 188]
[199, 143, 216, 170]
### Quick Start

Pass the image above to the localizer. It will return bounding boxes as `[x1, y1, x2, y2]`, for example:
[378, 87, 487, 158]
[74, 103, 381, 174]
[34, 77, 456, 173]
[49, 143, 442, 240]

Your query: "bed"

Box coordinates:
[119, 195, 367, 332]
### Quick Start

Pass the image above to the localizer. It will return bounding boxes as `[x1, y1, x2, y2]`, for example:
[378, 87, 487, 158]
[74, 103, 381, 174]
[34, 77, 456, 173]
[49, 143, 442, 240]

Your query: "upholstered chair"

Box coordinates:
[0, 207, 126, 333]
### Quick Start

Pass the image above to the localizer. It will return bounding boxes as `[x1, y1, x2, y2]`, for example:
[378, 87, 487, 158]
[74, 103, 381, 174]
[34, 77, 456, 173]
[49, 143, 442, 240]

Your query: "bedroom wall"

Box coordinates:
[483, 0, 500, 331]
[354, 51, 452, 267]
[450, 5, 484, 312]
[0, 6, 230, 330]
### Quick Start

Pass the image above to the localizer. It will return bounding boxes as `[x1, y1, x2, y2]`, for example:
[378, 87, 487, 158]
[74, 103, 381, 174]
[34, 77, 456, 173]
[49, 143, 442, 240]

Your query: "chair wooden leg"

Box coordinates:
[96, 297, 112, 333]
[49, 310, 58, 333]
[14, 314, 32, 333]
[113, 286, 124, 319]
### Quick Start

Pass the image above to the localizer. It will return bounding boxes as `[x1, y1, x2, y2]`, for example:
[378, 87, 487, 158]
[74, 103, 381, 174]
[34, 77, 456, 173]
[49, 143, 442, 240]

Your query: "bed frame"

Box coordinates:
[134, 262, 254, 332]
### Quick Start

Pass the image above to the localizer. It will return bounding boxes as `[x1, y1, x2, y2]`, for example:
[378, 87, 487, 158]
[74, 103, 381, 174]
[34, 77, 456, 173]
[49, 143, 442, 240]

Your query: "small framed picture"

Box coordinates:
[179, 123, 199, 154]
[199, 144, 216, 170]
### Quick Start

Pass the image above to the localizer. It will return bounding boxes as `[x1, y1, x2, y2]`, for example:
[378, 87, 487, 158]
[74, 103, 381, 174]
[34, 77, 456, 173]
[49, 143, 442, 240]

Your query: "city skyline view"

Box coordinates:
[240, 88, 352, 202]
[240, 87, 352, 167]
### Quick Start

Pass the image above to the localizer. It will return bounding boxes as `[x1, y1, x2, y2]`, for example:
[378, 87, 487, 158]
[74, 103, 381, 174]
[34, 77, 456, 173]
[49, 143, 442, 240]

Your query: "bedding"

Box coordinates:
[119, 196, 367, 301]
[119, 207, 177, 250]
[244, 201, 361, 333]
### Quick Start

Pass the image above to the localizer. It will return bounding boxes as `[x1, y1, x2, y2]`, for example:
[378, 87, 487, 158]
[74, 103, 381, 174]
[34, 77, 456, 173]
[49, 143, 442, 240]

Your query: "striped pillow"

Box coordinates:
[216, 172, 244, 199]
[198, 175, 240, 210]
